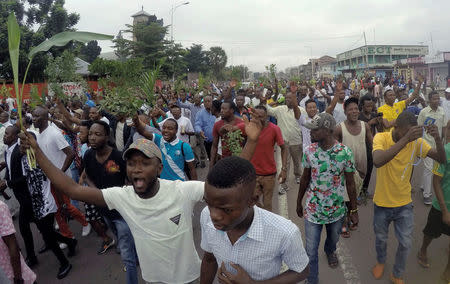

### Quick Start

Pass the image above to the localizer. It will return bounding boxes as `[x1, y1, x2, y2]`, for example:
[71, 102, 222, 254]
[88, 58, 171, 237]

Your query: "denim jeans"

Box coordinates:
[104, 216, 139, 284]
[304, 216, 345, 284]
[373, 203, 414, 279]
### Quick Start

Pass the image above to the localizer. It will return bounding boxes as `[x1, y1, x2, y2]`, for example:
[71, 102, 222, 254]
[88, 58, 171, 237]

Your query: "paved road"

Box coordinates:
[12, 160, 449, 284]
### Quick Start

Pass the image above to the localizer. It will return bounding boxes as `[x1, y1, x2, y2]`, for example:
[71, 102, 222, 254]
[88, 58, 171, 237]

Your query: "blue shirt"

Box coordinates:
[153, 133, 195, 181]
[177, 100, 204, 124]
[194, 109, 216, 142]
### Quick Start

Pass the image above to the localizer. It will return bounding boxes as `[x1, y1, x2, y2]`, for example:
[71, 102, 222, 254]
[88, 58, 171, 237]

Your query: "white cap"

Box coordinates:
[445, 87, 450, 93]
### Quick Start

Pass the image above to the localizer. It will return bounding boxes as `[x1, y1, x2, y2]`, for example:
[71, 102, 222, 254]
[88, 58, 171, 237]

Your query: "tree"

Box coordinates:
[184, 44, 208, 73]
[113, 31, 131, 62]
[89, 57, 144, 87]
[44, 50, 81, 83]
[127, 22, 168, 69]
[161, 43, 187, 80]
[0, 0, 80, 82]
[80, 40, 101, 63]
[206, 46, 227, 80]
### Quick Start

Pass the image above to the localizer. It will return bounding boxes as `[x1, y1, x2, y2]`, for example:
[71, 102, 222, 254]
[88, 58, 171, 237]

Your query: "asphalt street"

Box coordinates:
[11, 158, 449, 284]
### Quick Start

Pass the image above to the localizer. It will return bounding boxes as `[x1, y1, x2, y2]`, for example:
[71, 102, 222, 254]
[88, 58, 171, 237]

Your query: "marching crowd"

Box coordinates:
[0, 75, 449, 284]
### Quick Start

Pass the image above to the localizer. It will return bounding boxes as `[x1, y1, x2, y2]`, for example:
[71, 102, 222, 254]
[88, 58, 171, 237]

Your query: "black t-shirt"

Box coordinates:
[83, 148, 126, 219]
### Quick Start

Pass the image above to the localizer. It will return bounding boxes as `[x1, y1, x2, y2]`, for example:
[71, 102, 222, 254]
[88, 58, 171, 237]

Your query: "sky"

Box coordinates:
[66, 0, 450, 72]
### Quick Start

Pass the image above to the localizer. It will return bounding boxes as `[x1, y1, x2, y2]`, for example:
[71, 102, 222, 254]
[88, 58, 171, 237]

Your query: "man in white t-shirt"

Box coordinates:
[163, 105, 194, 143]
[21, 116, 262, 283]
[326, 88, 347, 125]
[442, 88, 450, 125]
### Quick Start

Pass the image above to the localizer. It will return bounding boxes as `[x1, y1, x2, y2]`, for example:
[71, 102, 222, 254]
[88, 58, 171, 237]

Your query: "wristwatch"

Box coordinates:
[350, 208, 358, 214]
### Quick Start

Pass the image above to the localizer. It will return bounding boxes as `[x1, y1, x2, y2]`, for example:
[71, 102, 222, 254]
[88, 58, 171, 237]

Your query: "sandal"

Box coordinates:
[341, 225, 351, 238]
[327, 252, 339, 268]
[417, 252, 430, 268]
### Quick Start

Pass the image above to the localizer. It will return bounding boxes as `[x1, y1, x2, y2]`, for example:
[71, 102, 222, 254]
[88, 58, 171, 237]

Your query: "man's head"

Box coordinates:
[336, 90, 346, 101]
[360, 95, 374, 114]
[235, 95, 245, 108]
[0, 111, 9, 124]
[3, 125, 19, 146]
[203, 95, 213, 111]
[204, 156, 257, 231]
[88, 107, 101, 121]
[220, 101, 235, 120]
[193, 94, 202, 106]
[212, 100, 222, 116]
[32, 106, 49, 129]
[305, 112, 336, 143]
[253, 105, 268, 125]
[123, 139, 163, 198]
[285, 92, 297, 108]
[162, 118, 178, 142]
[428, 91, 440, 110]
[445, 88, 450, 100]
[170, 105, 182, 120]
[394, 111, 417, 139]
[305, 99, 318, 118]
[88, 120, 110, 150]
[344, 97, 360, 122]
[384, 89, 396, 106]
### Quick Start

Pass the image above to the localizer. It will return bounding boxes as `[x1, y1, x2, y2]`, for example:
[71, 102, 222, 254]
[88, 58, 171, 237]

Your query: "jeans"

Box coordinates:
[304, 217, 344, 284]
[373, 203, 414, 278]
[104, 216, 138, 284]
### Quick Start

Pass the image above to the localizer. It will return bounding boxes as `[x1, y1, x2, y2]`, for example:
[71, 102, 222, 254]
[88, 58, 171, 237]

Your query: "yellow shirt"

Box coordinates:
[373, 131, 431, 207]
[378, 100, 406, 132]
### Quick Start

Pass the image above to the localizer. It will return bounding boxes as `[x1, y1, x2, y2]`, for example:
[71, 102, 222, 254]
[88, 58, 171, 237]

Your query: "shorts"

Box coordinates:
[423, 206, 450, 238]
[84, 203, 102, 222]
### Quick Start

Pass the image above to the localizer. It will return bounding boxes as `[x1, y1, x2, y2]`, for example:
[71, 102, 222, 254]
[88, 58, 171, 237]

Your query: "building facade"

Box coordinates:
[336, 45, 429, 78]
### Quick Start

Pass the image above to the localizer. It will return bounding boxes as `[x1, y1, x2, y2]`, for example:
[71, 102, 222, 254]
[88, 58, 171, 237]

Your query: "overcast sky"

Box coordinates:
[66, 0, 450, 72]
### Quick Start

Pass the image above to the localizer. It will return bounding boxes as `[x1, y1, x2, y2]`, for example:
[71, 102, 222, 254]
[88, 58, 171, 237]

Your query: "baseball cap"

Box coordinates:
[445, 87, 450, 93]
[122, 138, 162, 161]
[73, 109, 83, 116]
[304, 112, 336, 130]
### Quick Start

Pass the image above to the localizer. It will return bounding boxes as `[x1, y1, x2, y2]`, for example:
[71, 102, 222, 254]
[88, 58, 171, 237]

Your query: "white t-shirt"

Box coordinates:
[37, 125, 71, 175]
[102, 179, 204, 283]
[440, 97, 450, 124]
[160, 116, 194, 143]
[115, 121, 125, 152]
[6, 98, 15, 111]
[329, 96, 347, 125]
[100, 116, 110, 125]
[299, 115, 314, 149]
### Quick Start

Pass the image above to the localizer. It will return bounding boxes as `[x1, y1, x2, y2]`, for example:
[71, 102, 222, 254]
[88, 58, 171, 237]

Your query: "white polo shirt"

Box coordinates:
[102, 179, 204, 283]
[200, 206, 309, 281]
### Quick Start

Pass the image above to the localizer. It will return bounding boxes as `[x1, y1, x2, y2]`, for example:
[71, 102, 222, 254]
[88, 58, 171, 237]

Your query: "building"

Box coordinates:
[312, 55, 337, 79]
[131, 6, 164, 41]
[393, 52, 450, 89]
[336, 45, 429, 78]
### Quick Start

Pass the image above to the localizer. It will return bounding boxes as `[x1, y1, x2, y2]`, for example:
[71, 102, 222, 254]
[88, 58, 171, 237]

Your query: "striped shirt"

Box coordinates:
[200, 206, 309, 281]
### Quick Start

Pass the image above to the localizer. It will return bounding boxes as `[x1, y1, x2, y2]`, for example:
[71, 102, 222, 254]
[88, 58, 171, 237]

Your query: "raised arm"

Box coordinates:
[404, 76, 424, 106]
[19, 132, 107, 207]
[133, 115, 154, 141]
[56, 99, 81, 125]
[425, 124, 446, 164]
[372, 126, 422, 168]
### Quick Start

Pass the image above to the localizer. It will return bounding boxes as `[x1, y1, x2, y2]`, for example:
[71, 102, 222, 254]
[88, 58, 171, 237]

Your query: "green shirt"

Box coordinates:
[432, 143, 450, 211]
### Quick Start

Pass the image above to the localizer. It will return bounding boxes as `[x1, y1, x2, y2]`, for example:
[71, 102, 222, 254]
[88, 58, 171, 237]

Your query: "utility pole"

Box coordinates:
[170, 1, 189, 82]
[363, 31, 369, 74]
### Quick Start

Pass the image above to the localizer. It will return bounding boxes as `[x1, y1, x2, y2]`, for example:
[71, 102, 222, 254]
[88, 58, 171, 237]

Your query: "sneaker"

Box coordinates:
[372, 263, 385, 279]
[59, 243, 68, 250]
[82, 223, 91, 237]
[98, 238, 116, 255]
[278, 184, 288, 195]
[67, 238, 77, 257]
[424, 196, 432, 205]
[295, 177, 300, 184]
[390, 274, 405, 284]
[57, 263, 72, 279]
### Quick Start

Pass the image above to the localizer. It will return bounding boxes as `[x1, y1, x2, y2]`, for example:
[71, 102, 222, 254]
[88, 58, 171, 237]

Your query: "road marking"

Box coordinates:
[278, 185, 361, 284]
[336, 240, 362, 284]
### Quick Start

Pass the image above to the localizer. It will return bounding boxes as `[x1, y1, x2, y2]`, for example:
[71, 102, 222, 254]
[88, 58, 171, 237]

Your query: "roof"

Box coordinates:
[131, 9, 152, 18]
[98, 51, 119, 60]
[75, 57, 90, 75]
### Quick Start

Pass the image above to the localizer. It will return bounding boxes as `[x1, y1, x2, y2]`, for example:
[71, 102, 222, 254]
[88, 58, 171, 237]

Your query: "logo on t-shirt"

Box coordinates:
[105, 160, 120, 173]
[170, 214, 181, 225]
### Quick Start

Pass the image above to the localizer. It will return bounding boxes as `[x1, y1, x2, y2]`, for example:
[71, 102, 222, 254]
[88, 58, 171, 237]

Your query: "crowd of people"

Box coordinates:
[0, 74, 448, 284]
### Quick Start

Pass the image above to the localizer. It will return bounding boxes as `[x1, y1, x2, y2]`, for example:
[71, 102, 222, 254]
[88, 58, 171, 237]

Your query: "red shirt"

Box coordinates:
[213, 118, 245, 158]
[251, 122, 284, 175]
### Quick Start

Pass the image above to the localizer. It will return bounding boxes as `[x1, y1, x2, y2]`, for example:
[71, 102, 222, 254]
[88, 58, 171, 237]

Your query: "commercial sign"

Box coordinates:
[444, 52, 450, 62]
[337, 45, 429, 61]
